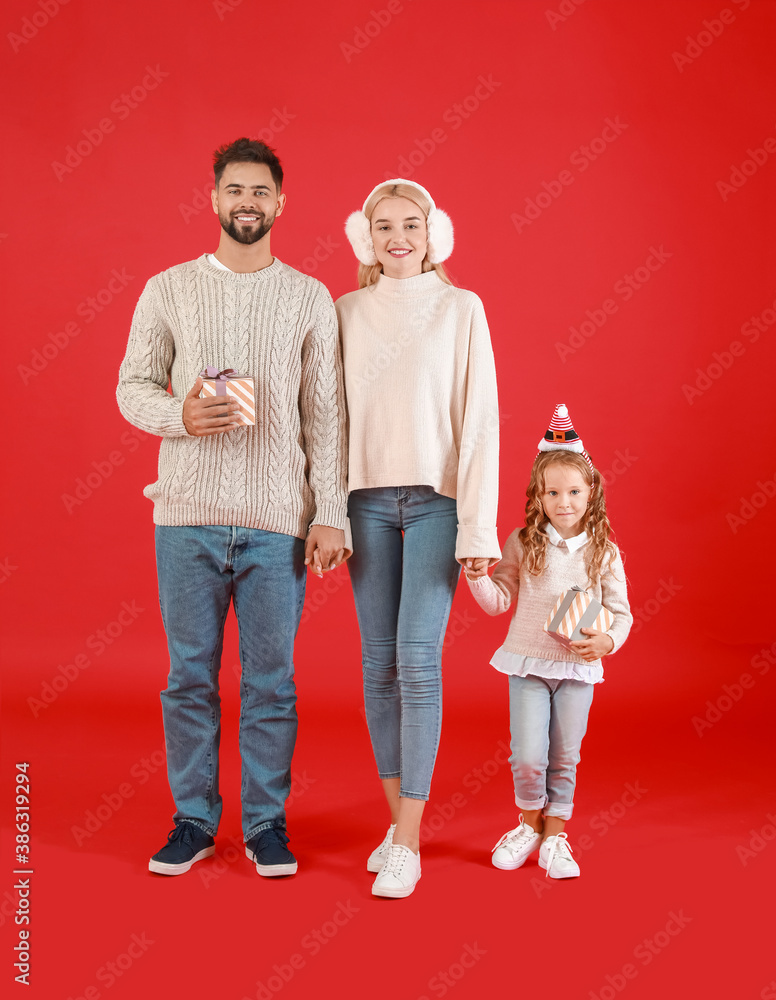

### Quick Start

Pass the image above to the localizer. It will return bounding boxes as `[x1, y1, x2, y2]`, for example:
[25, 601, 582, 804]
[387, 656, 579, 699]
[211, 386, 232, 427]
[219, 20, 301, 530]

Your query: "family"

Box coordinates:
[117, 137, 632, 899]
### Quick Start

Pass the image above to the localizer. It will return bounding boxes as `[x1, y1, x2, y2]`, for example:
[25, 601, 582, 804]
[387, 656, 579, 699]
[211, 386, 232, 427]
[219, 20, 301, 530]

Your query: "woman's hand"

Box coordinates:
[570, 628, 615, 662]
[305, 526, 346, 577]
[460, 557, 489, 581]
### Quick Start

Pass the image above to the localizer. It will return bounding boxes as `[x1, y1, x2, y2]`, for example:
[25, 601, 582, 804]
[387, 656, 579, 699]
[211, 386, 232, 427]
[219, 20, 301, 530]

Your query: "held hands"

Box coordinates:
[183, 377, 242, 436]
[305, 526, 347, 577]
[570, 628, 615, 662]
[461, 557, 490, 582]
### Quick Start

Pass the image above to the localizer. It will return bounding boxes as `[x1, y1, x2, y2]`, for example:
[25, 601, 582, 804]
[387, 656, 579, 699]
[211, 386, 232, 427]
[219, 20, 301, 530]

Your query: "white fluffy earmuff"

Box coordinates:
[345, 210, 377, 265]
[344, 178, 454, 265]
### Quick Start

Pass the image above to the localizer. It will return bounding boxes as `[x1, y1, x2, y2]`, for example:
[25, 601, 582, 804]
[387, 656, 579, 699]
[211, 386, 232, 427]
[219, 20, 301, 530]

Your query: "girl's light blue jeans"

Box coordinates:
[155, 525, 306, 841]
[508, 674, 595, 821]
[347, 487, 460, 800]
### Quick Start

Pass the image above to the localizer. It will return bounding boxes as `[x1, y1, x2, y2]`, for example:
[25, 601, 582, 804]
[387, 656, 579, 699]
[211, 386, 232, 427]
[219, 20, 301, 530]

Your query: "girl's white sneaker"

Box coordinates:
[367, 823, 397, 872]
[371, 844, 421, 898]
[491, 815, 542, 870]
[538, 832, 580, 878]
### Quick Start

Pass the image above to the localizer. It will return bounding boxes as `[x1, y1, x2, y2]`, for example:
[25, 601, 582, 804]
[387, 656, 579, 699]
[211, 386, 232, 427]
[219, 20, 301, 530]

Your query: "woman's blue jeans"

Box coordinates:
[347, 487, 460, 801]
[155, 525, 306, 841]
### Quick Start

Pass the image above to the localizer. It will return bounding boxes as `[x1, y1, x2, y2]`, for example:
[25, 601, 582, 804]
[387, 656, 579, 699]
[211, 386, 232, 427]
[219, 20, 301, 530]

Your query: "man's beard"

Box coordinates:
[220, 211, 275, 245]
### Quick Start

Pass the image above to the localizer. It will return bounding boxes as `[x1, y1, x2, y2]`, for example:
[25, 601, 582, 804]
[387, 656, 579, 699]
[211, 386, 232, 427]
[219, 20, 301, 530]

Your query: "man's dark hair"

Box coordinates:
[212, 137, 284, 191]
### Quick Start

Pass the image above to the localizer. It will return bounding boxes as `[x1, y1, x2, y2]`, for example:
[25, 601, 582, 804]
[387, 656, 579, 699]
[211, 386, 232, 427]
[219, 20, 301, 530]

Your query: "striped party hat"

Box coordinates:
[537, 403, 594, 470]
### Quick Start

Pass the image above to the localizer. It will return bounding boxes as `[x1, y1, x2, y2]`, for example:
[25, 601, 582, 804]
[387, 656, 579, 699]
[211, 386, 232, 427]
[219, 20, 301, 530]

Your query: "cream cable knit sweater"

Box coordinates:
[468, 529, 632, 668]
[335, 271, 500, 560]
[117, 255, 348, 538]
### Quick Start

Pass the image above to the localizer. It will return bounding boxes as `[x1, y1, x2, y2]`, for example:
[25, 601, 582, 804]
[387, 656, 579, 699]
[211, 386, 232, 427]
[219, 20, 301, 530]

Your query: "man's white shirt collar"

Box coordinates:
[208, 253, 232, 271]
[545, 523, 588, 553]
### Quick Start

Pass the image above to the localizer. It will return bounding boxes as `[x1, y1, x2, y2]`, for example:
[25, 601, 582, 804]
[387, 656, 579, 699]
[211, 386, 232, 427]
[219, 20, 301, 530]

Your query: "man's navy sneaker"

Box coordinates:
[245, 827, 298, 876]
[148, 821, 215, 875]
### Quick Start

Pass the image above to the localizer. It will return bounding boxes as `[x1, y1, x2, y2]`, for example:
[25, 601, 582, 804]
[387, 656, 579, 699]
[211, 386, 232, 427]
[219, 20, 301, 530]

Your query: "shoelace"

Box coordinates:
[376, 825, 397, 854]
[492, 823, 533, 853]
[257, 827, 289, 850]
[544, 833, 574, 878]
[381, 845, 410, 877]
[167, 823, 195, 846]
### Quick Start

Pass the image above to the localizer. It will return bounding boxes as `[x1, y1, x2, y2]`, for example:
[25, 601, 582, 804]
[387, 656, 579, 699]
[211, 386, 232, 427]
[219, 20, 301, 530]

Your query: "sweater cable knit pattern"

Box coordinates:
[117, 255, 348, 538]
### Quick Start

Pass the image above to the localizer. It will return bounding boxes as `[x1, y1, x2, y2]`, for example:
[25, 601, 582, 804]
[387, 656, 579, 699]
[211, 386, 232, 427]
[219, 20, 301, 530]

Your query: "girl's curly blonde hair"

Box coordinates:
[518, 451, 618, 586]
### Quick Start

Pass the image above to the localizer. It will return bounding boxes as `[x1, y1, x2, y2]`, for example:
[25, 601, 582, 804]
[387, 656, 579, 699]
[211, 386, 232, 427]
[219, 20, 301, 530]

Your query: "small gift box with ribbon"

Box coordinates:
[544, 586, 614, 650]
[199, 367, 256, 426]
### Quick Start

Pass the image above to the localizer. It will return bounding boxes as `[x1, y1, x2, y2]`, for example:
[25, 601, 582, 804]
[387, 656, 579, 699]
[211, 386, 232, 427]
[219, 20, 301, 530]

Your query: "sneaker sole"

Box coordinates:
[492, 854, 532, 871]
[371, 873, 421, 898]
[244, 847, 298, 877]
[538, 858, 580, 879]
[148, 845, 215, 875]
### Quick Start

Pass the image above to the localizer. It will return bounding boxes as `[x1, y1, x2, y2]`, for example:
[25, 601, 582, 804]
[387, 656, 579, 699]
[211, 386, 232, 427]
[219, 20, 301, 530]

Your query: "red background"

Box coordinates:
[2, 0, 775, 997]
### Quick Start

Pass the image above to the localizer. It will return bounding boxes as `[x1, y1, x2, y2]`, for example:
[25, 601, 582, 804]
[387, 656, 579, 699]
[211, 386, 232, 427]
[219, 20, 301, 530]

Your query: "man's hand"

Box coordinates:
[305, 525, 346, 577]
[182, 377, 242, 436]
[570, 628, 615, 662]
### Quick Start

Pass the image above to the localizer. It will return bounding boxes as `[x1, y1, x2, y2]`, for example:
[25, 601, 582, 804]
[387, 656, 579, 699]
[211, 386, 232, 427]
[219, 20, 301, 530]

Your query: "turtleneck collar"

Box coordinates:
[368, 270, 449, 299]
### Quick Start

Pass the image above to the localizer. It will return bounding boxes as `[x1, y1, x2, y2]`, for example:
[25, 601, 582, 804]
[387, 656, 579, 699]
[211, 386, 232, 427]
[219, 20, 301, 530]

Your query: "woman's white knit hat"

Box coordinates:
[344, 178, 454, 265]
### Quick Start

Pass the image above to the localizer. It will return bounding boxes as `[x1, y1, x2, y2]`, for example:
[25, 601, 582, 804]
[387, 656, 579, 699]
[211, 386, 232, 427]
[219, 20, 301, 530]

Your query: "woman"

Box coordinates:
[336, 179, 500, 897]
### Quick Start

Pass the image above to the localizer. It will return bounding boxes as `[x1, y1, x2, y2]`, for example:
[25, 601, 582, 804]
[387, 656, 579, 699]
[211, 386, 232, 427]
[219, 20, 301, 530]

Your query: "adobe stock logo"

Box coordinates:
[691, 642, 774, 738]
[546, 0, 590, 31]
[587, 911, 692, 1000]
[736, 811, 776, 867]
[340, 0, 412, 63]
[630, 578, 682, 636]
[51, 66, 169, 181]
[18, 268, 136, 385]
[384, 75, 501, 180]
[716, 125, 776, 201]
[294, 235, 341, 276]
[555, 246, 672, 362]
[511, 118, 629, 235]
[178, 110, 295, 224]
[683, 293, 776, 404]
[726, 472, 776, 534]
[213, 0, 246, 18]
[672, 0, 751, 72]
[245, 900, 360, 1000]
[61, 428, 147, 514]
[7, 0, 71, 54]
[415, 943, 486, 1000]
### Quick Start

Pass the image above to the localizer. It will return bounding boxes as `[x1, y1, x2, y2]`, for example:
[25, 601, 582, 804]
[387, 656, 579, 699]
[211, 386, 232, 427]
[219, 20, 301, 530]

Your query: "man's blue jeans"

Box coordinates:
[155, 525, 306, 841]
[347, 487, 460, 800]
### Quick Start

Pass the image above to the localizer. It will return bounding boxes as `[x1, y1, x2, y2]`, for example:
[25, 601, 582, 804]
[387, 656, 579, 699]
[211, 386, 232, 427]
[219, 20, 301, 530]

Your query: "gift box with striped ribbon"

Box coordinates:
[199, 366, 255, 426]
[544, 586, 614, 650]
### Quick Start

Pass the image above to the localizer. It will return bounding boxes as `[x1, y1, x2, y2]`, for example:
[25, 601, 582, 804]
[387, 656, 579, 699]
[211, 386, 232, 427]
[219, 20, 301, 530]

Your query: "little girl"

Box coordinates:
[465, 404, 632, 878]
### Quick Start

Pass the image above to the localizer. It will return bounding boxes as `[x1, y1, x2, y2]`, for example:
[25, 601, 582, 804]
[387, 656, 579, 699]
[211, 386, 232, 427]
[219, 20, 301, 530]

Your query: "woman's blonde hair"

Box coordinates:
[518, 451, 618, 586]
[357, 182, 453, 289]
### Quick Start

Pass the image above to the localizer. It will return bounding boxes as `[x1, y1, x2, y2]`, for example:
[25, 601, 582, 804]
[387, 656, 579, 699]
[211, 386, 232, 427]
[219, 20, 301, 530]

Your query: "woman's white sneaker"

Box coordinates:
[491, 815, 542, 870]
[538, 832, 580, 878]
[367, 823, 397, 873]
[371, 844, 421, 898]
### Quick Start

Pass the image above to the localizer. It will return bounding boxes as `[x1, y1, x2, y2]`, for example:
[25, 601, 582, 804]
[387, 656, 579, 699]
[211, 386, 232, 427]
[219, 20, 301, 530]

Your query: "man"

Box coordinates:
[117, 137, 348, 877]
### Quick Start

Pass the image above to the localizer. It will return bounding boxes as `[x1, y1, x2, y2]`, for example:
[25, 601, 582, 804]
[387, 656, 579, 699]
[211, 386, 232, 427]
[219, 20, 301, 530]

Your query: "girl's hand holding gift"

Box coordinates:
[570, 628, 615, 662]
